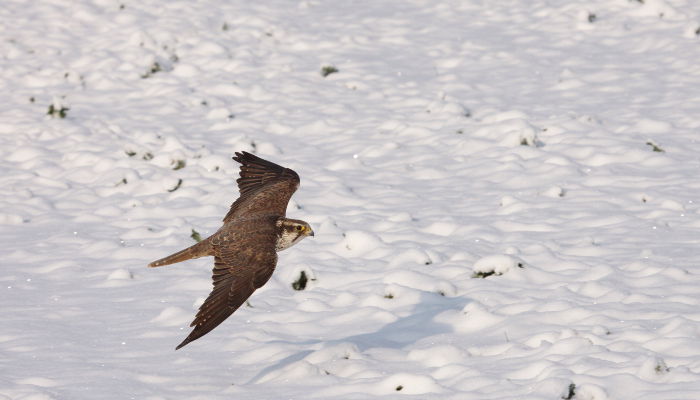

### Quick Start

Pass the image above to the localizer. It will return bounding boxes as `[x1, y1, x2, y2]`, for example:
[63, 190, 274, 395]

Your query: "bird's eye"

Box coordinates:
[296, 225, 303, 231]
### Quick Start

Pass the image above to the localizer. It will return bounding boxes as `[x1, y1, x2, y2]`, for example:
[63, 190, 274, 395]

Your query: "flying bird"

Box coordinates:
[148, 151, 314, 350]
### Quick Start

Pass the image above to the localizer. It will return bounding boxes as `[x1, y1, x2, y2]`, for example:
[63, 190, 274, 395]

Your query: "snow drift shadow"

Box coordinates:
[340, 292, 468, 352]
[247, 291, 469, 384]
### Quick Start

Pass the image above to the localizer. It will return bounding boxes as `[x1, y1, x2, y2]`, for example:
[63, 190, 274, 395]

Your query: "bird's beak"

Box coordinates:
[306, 227, 315, 237]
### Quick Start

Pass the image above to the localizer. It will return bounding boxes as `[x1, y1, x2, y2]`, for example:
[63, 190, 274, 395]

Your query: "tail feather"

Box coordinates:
[148, 239, 213, 267]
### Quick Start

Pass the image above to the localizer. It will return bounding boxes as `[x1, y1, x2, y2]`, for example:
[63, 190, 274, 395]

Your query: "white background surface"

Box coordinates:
[2, 0, 700, 398]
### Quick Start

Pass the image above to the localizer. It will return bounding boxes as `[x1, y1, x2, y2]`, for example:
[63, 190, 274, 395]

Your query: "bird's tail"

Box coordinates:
[148, 239, 213, 268]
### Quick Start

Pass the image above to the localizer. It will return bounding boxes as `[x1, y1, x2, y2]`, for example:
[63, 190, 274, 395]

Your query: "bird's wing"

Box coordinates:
[175, 231, 277, 350]
[223, 151, 300, 223]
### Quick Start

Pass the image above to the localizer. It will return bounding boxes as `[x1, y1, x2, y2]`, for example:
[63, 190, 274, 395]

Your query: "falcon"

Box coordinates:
[148, 151, 314, 350]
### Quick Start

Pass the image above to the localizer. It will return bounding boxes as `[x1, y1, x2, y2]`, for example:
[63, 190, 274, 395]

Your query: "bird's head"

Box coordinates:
[276, 218, 314, 251]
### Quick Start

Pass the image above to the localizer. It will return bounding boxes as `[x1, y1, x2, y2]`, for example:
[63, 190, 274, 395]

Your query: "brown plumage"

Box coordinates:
[148, 152, 314, 350]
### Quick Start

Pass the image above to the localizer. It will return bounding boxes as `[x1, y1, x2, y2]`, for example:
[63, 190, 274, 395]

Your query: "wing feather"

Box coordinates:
[223, 152, 300, 222]
[175, 227, 277, 350]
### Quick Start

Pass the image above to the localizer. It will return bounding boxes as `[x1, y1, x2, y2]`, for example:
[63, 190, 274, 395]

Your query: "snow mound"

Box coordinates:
[472, 255, 524, 278]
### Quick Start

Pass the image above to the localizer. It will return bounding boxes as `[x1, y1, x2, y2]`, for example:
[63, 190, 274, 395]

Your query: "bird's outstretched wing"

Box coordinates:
[175, 230, 277, 350]
[223, 151, 300, 223]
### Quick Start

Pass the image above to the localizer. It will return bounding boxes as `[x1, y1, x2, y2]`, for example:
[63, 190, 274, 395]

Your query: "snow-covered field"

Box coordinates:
[2, 0, 700, 398]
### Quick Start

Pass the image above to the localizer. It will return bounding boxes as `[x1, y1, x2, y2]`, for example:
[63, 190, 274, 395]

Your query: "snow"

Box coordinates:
[472, 254, 523, 277]
[3, 0, 700, 398]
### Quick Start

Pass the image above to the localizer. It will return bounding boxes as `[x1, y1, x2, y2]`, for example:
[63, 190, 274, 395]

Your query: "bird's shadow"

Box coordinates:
[247, 291, 468, 384]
